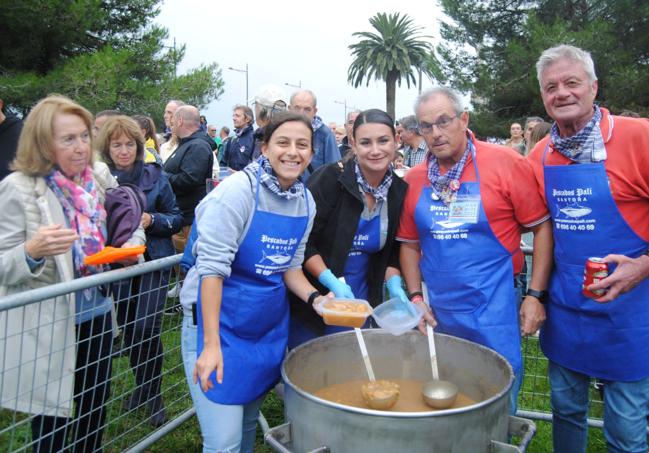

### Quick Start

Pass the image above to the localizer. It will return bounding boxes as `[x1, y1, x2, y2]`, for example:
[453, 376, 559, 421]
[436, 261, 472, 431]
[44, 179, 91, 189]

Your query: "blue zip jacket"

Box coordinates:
[222, 124, 255, 171]
[303, 124, 340, 181]
[140, 164, 183, 260]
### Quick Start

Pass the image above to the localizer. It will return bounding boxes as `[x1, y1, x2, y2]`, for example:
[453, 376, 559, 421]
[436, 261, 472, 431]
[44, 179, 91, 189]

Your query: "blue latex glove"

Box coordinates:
[318, 269, 355, 299]
[386, 275, 417, 316]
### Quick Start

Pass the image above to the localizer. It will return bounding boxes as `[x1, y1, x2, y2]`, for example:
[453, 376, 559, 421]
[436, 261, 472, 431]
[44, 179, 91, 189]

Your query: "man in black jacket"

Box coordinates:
[0, 99, 23, 180]
[163, 105, 214, 252]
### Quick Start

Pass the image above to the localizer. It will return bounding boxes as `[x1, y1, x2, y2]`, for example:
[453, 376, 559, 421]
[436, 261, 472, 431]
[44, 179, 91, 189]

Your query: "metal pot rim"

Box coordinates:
[281, 330, 514, 418]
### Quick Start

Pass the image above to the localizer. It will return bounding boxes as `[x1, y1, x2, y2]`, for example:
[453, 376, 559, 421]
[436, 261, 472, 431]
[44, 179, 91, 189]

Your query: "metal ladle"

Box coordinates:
[421, 283, 459, 409]
[336, 276, 399, 410]
[354, 328, 400, 410]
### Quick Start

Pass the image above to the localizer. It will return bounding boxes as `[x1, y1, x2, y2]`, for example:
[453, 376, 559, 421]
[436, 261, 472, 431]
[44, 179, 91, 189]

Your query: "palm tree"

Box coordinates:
[348, 12, 435, 120]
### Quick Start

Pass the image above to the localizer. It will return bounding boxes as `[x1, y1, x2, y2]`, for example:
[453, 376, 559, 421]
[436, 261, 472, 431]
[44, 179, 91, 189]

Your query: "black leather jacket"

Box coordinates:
[289, 158, 408, 333]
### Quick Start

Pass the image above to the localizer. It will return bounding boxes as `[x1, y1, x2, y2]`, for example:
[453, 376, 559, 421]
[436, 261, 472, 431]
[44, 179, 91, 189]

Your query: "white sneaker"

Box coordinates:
[166, 283, 181, 299]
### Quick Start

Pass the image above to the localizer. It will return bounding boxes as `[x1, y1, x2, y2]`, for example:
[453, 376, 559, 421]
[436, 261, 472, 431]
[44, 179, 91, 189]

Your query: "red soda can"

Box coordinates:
[582, 257, 609, 298]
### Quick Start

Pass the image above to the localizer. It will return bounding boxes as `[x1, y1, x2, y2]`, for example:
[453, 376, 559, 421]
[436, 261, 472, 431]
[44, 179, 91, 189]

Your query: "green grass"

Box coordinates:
[0, 308, 612, 452]
[520, 337, 607, 452]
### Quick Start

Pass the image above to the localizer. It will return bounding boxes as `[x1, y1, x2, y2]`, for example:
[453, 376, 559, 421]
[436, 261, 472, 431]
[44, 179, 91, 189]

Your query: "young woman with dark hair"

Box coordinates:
[180, 111, 328, 452]
[288, 108, 410, 347]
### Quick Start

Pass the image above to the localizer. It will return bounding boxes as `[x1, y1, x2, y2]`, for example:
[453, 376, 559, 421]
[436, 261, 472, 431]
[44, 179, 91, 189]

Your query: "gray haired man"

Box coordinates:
[398, 115, 428, 167]
[527, 44, 649, 453]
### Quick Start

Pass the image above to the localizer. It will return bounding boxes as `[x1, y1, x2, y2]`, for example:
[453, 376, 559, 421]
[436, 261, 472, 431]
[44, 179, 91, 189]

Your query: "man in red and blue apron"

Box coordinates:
[397, 87, 553, 414]
[528, 45, 649, 453]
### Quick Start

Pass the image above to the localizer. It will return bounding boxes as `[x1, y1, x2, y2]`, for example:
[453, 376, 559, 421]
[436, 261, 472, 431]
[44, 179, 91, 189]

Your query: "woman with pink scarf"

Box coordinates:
[0, 95, 144, 452]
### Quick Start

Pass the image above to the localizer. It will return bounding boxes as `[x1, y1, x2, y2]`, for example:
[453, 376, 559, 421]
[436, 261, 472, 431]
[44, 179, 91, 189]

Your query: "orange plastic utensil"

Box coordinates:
[83, 245, 146, 265]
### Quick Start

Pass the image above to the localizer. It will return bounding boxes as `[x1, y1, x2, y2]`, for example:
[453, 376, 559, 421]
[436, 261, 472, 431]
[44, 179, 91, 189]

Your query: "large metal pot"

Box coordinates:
[266, 330, 535, 453]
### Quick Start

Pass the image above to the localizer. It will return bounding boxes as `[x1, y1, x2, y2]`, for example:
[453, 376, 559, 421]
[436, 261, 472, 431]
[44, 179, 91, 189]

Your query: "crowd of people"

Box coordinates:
[0, 43, 648, 453]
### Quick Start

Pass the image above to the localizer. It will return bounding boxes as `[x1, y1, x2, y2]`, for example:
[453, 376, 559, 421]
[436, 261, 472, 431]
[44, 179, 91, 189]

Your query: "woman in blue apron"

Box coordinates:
[288, 109, 409, 348]
[186, 112, 327, 453]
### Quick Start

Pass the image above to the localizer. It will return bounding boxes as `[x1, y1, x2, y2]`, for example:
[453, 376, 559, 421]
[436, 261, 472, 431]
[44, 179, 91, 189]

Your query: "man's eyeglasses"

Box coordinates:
[417, 115, 457, 134]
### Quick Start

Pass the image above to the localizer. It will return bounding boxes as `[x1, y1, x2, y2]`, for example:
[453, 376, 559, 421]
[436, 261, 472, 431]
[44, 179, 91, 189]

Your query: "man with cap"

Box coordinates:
[251, 84, 287, 160]
[289, 89, 341, 180]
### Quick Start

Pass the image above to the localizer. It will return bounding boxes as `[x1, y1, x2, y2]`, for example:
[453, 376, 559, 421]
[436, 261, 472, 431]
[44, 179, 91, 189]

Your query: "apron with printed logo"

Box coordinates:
[415, 142, 522, 374]
[343, 211, 382, 301]
[540, 141, 649, 380]
[323, 212, 382, 334]
[197, 166, 309, 403]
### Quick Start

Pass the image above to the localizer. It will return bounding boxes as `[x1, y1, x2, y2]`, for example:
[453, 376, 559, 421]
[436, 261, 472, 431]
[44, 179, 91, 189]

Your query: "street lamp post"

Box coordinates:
[334, 99, 347, 121]
[228, 63, 249, 105]
[162, 37, 178, 79]
[334, 99, 358, 122]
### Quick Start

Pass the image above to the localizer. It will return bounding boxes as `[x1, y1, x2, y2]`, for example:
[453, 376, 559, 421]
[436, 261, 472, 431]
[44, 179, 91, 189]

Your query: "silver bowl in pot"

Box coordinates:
[266, 330, 535, 453]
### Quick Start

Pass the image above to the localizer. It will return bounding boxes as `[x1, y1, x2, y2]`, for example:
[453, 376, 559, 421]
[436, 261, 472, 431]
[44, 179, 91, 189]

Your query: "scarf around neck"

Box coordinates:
[45, 165, 106, 276]
[311, 115, 324, 132]
[354, 158, 393, 202]
[235, 124, 252, 138]
[245, 156, 305, 200]
[426, 139, 471, 205]
[550, 105, 605, 163]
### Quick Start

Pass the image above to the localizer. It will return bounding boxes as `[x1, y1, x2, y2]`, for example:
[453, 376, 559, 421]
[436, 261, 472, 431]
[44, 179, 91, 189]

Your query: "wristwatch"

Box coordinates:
[526, 288, 548, 304]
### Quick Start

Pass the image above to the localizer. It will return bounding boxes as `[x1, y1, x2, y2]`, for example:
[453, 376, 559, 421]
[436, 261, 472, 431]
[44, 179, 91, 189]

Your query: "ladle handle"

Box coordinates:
[426, 323, 439, 380]
[354, 327, 375, 381]
[421, 282, 439, 381]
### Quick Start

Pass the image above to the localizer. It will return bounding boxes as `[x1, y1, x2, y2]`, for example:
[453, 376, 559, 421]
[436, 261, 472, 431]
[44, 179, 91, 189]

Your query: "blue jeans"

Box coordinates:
[510, 367, 523, 415]
[548, 360, 649, 453]
[510, 284, 524, 415]
[181, 314, 265, 453]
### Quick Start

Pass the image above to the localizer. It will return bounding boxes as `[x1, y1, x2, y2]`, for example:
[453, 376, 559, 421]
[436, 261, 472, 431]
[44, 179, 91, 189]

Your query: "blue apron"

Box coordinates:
[324, 212, 382, 334]
[196, 167, 309, 404]
[540, 141, 649, 381]
[343, 211, 382, 301]
[415, 142, 522, 374]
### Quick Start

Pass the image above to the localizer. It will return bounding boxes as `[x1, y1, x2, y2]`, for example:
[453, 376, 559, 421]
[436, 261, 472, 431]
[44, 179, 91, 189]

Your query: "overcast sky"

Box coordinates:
[156, 0, 443, 130]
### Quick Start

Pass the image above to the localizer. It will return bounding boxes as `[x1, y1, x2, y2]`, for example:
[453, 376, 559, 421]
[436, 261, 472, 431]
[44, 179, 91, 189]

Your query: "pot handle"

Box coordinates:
[265, 422, 330, 453]
[490, 415, 537, 453]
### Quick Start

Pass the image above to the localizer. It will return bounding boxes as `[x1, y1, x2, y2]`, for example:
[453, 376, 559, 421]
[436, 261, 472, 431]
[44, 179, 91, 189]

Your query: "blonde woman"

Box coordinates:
[0, 95, 144, 452]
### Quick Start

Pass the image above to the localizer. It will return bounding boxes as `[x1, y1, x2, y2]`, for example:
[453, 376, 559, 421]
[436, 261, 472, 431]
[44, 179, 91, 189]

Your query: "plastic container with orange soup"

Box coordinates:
[318, 298, 372, 328]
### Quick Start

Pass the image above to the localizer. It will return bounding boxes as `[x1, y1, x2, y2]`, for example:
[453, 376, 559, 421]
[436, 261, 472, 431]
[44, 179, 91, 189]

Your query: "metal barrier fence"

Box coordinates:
[0, 249, 635, 452]
[518, 245, 607, 428]
[0, 255, 192, 452]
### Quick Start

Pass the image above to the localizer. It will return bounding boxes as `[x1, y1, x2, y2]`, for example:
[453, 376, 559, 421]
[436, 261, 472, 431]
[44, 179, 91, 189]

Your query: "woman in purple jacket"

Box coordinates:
[97, 115, 183, 427]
